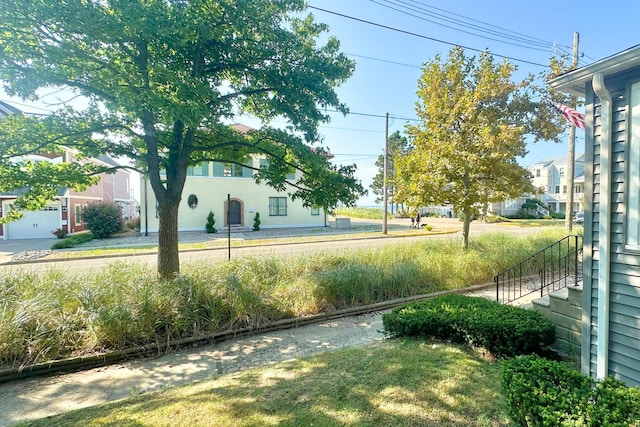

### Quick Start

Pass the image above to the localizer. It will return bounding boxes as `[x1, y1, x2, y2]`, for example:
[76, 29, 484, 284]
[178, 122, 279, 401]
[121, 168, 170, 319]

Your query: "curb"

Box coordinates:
[0, 283, 492, 384]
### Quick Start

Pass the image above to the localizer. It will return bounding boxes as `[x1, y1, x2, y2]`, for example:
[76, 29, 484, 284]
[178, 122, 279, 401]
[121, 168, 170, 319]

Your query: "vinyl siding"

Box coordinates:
[585, 70, 640, 387]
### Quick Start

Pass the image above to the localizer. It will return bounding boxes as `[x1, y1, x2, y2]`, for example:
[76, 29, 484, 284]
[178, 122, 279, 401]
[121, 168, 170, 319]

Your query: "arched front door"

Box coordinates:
[225, 198, 244, 226]
[229, 200, 241, 225]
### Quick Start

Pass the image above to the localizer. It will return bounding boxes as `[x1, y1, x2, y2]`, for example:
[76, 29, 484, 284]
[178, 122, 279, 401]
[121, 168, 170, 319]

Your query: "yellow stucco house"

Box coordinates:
[139, 154, 327, 234]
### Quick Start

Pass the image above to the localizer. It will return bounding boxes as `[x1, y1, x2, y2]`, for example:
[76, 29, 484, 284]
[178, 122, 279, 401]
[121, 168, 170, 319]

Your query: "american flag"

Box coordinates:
[554, 103, 585, 129]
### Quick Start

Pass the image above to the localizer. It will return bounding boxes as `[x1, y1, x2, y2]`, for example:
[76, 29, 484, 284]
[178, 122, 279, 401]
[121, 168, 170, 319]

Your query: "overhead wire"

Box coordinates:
[308, 5, 549, 68]
[371, 0, 557, 53]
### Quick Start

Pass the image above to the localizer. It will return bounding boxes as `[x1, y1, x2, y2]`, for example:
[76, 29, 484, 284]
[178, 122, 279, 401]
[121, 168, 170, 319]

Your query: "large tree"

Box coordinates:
[370, 130, 411, 211]
[396, 47, 563, 249]
[0, 0, 365, 278]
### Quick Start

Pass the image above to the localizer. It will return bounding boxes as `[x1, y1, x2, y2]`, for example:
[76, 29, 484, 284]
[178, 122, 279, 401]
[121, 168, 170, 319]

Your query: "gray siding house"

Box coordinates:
[550, 45, 640, 387]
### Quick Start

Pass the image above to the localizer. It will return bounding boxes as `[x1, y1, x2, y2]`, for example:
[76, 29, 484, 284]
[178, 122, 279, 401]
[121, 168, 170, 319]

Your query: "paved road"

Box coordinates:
[0, 217, 553, 274]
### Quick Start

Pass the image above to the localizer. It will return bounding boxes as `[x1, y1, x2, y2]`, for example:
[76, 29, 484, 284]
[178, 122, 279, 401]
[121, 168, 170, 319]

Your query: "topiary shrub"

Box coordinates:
[253, 212, 261, 231]
[82, 203, 124, 238]
[501, 355, 640, 427]
[383, 295, 556, 358]
[206, 211, 216, 233]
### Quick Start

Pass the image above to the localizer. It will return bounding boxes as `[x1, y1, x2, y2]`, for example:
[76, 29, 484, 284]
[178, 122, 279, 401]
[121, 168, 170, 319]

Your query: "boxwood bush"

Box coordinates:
[382, 294, 555, 357]
[502, 355, 640, 426]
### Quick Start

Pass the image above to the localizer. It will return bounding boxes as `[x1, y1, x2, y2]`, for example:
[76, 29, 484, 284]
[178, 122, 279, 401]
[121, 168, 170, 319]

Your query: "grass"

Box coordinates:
[334, 206, 384, 219]
[497, 218, 568, 228]
[17, 339, 511, 427]
[0, 229, 568, 369]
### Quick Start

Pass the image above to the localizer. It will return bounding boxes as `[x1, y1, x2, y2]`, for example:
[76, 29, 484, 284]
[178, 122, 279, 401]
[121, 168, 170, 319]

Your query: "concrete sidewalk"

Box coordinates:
[0, 310, 391, 426]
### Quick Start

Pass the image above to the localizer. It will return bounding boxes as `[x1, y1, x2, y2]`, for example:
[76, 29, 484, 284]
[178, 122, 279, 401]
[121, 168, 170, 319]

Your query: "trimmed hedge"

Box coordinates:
[51, 232, 94, 249]
[382, 294, 555, 357]
[502, 355, 640, 426]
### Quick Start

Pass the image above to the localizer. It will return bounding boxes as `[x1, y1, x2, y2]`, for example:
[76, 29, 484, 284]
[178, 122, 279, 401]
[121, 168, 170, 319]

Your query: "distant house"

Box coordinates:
[528, 153, 585, 214]
[0, 101, 137, 239]
[549, 45, 640, 387]
[139, 126, 328, 233]
[491, 154, 585, 217]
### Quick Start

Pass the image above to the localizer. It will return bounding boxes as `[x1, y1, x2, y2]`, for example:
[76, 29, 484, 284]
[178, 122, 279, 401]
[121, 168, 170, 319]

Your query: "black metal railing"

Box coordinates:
[494, 235, 583, 304]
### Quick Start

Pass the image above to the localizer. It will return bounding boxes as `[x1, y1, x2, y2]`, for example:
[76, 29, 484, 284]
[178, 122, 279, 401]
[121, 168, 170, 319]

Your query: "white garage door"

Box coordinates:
[5, 204, 61, 239]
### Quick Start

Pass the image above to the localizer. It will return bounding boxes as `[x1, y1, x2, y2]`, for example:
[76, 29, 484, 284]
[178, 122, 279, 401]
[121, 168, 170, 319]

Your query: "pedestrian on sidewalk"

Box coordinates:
[410, 217, 415, 228]
[415, 212, 421, 228]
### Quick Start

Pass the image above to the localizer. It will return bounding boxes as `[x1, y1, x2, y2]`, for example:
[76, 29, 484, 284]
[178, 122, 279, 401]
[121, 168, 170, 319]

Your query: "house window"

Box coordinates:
[311, 206, 320, 216]
[74, 204, 83, 226]
[261, 159, 295, 180]
[555, 185, 560, 194]
[269, 197, 287, 216]
[212, 161, 252, 177]
[187, 162, 208, 176]
[563, 185, 567, 194]
[223, 163, 243, 177]
[559, 167, 565, 178]
[626, 81, 640, 247]
[536, 169, 540, 177]
[575, 185, 583, 194]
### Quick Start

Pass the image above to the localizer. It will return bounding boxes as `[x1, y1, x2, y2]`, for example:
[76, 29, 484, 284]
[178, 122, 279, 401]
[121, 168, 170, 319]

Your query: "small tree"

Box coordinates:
[205, 211, 216, 233]
[253, 212, 261, 231]
[82, 203, 124, 238]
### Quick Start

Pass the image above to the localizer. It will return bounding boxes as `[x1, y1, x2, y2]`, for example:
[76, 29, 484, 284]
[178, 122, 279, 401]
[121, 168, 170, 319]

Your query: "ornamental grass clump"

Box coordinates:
[1, 230, 569, 368]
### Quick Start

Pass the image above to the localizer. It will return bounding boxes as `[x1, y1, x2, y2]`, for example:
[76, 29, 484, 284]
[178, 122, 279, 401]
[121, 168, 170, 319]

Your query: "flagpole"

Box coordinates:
[565, 32, 579, 233]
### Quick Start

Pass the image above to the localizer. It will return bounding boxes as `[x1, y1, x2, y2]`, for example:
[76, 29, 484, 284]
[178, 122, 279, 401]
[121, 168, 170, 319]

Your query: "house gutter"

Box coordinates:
[592, 72, 612, 380]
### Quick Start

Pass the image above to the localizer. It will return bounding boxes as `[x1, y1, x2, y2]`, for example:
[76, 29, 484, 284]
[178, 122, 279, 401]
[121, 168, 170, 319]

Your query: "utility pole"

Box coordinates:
[565, 32, 579, 233]
[382, 112, 389, 234]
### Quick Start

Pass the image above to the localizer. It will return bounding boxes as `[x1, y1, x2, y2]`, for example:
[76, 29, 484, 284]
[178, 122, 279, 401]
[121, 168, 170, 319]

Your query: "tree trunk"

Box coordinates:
[157, 197, 180, 279]
[462, 209, 472, 250]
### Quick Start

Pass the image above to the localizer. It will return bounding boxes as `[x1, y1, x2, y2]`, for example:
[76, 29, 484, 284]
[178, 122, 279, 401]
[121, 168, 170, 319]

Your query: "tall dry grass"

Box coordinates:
[0, 229, 568, 368]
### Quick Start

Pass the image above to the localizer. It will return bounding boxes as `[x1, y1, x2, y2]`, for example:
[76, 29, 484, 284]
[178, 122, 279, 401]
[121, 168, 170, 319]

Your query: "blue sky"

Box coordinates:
[1, 1, 639, 205]
[301, 0, 639, 205]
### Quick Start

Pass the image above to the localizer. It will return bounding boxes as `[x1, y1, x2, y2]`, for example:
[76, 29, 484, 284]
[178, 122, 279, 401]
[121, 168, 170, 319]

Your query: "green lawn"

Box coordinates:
[18, 339, 511, 427]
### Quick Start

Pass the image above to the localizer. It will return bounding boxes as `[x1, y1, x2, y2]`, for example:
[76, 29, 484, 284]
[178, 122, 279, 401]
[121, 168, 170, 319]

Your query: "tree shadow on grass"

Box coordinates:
[26, 339, 510, 427]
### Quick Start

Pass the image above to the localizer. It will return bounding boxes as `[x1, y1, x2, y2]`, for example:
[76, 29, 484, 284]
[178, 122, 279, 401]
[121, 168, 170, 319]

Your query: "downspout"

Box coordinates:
[593, 72, 611, 380]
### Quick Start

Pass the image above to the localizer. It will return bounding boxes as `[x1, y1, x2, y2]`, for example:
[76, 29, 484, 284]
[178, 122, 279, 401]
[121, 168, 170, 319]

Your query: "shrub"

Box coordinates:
[485, 215, 506, 223]
[51, 232, 94, 249]
[253, 212, 261, 231]
[501, 355, 592, 426]
[501, 355, 640, 427]
[206, 211, 216, 233]
[124, 217, 140, 230]
[587, 376, 640, 426]
[82, 203, 124, 238]
[51, 228, 67, 239]
[383, 295, 556, 357]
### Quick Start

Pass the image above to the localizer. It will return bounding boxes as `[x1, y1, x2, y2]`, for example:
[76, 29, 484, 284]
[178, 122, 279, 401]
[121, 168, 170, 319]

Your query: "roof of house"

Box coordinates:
[549, 44, 640, 96]
[0, 100, 21, 118]
[529, 153, 585, 168]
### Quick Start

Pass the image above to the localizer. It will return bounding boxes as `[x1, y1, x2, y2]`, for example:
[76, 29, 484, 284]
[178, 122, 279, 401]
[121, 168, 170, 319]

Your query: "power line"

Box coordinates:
[345, 52, 421, 69]
[372, 0, 556, 53]
[308, 5, 549, 68]
[388, 0, 569, 50]
[324, 108, 422, 122]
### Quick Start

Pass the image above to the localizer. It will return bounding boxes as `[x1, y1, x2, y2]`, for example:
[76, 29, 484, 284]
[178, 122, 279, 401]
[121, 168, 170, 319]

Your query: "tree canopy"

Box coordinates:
[0, 112, 99, 223]
[0, 0, 365, 277]
[396, 47, 563, 248]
